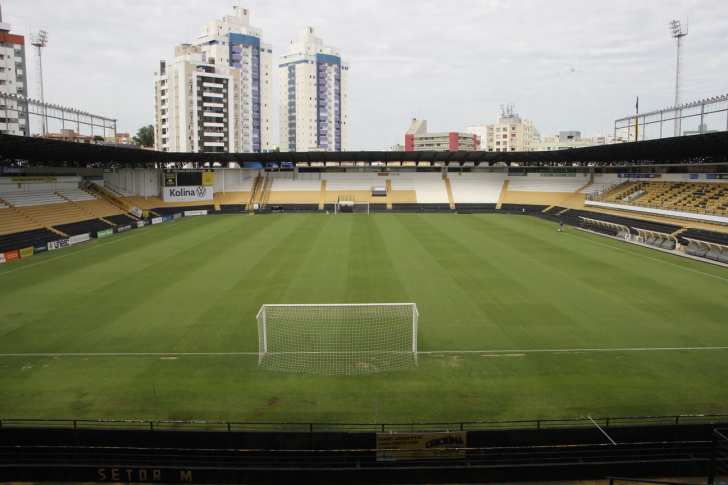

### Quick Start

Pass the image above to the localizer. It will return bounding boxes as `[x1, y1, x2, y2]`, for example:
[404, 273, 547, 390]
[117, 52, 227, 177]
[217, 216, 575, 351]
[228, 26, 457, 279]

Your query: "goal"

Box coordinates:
[334, 194, 369, 214]
[256, 303, 418, 375]
[334, 201, 369, 214]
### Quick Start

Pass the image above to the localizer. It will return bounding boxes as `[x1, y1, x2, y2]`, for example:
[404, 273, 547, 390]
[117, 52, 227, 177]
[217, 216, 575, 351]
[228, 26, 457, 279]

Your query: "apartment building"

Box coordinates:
[0, 6, 29, 136]
[279, 27, 349, 152]
[154, 7, 273, 153]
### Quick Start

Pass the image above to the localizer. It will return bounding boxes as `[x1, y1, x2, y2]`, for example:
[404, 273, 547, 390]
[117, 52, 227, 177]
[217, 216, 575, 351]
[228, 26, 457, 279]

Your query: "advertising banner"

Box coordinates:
[47, 239, 71, 251]
[115, 224, 132, 233]
[19, 246, 34, 258]
[83, 181, 143, 218]
[0, 253, 5, 263]
[172, 213, 182, 220]
[151, 217, 163, 225]
[3, 166, 26, 175]
[618, 173, 660, 179]
[184, 210, 208, 216]
[34, 244, 48, 254]
[136, 221, 145, 228]
[3, 250, 20, 262]
[162, 215, 173, 222]
[162, 185, 213, 203]
[96, 228, 113, 238]
[69, 233, 91, 245]
[11, 177, 58, 183]
[202, 172, 215, 186]
[376, 432, 467, 462]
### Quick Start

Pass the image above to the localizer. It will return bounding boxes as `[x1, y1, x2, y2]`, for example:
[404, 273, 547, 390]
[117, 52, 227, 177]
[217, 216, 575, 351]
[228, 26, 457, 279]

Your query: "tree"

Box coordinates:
[92, 135, 104, 144]
[133, 125, 154, 148]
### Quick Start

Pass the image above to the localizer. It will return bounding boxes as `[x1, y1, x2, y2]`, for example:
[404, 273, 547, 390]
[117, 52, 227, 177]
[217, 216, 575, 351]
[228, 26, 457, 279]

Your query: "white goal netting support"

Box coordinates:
[334, 194, 369, 214]
[257, 303, 419, 375]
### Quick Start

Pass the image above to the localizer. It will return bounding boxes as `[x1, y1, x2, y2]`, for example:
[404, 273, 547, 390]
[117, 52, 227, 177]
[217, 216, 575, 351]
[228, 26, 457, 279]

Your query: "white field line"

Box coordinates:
[2, 346, 728, 358]
[564, 231, 728, 282]
[0, 218, 195, 276]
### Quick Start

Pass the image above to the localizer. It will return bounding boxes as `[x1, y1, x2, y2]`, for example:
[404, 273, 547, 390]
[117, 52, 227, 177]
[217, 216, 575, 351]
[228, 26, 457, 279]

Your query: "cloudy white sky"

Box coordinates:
[3, 0, 727, 149]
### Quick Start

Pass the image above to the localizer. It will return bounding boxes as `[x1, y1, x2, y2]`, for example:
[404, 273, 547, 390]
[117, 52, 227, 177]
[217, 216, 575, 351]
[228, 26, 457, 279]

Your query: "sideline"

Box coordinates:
[563, 230, 728, 282]
[0, 217, 195, 277]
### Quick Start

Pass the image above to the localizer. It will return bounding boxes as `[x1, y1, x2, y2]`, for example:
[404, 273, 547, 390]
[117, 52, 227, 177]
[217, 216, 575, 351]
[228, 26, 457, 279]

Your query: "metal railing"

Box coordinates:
[1, 413, 726, 433]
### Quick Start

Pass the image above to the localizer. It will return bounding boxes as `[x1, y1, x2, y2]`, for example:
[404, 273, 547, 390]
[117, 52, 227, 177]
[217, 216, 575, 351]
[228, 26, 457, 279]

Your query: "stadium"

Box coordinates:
[0, 131, 727, 483]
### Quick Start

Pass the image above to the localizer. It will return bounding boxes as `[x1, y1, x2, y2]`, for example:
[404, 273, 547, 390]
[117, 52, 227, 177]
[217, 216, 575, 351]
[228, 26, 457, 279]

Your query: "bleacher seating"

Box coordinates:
[680, 228, 728, 247]
[57, 189, 98, 202]
[0, 191, 68, 207]
[390, 174, 449, 204]
[0, 227, 60, 254]
[449, 173, 507, 204]
[506, 175, 589, 193]
[104, 214, 138, 225]
[547, 207, 682, 235]
[54, 218, 113, 237]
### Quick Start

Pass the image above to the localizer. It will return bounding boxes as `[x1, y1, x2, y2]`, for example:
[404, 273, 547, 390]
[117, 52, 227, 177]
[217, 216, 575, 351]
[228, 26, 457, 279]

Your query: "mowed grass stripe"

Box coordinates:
[0, 214, 727, 423]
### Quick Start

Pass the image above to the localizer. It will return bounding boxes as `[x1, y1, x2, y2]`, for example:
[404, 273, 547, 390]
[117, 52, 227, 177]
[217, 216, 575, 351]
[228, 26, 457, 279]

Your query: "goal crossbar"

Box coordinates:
[257, 303, 418, 375]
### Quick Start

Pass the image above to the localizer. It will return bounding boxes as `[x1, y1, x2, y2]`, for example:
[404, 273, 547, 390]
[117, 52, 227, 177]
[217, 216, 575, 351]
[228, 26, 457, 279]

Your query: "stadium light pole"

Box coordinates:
[669, 20, 688, 137]
[30, 29, 49, 137]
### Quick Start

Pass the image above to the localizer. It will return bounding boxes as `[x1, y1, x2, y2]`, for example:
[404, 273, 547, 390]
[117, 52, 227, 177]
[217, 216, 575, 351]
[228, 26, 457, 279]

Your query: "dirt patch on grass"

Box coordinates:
[267, 397, 281, 407]
[160, 356, 178, 360]
[447, 356, 461, 366]
[481, 353, 525, 357]
[302, 400, 316, 406]
[21, 363, 33, 370]
[460, 396, 476, 403]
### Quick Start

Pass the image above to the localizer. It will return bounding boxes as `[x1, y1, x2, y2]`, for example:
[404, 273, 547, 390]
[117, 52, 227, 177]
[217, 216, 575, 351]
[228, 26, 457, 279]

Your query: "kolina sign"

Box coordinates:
[162, 185, 213, 203]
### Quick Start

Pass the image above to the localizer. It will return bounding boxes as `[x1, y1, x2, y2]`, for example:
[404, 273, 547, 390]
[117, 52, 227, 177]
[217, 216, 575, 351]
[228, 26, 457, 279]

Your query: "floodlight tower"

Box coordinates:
[30, 29, 49, 136]
[669, 19, 688, 137]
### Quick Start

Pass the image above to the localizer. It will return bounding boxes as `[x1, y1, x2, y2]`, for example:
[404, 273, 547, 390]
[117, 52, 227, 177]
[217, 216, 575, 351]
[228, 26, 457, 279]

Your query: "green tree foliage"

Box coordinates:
[133, 125, 155, 147]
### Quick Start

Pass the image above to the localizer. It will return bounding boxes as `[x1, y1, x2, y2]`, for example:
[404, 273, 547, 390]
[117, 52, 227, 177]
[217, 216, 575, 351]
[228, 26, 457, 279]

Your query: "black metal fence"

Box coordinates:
[709, 428, 728, 484]
[1, 413, 726, 433]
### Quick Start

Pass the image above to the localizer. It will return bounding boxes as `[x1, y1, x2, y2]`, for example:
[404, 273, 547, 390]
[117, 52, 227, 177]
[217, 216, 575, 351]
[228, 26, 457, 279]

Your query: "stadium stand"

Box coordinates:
[54, 218, 113, 237]
[389, 173, 449, 204]
[56, 188, 99, 202]
[103, 213, 139, 225]
[0, 191, 68, 207]
[506, 174, 591, 193]
[0, 227, 60, 253]
[449, 173, 507, 204]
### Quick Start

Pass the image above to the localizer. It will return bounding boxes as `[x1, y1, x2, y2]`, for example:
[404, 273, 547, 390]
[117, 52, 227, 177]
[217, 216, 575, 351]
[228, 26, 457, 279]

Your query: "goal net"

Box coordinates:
[257, 303, 418, 375]
[334, 195, 369, 214]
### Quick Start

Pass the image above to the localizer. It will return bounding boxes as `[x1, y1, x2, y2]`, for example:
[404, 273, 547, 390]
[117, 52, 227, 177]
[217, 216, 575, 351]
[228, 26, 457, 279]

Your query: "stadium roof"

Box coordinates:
[1, 131, 727, 167]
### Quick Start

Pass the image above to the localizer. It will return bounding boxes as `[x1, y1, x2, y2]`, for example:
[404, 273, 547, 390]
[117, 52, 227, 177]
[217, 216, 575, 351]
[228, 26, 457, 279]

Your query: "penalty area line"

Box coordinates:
[420, 346, 728, 354]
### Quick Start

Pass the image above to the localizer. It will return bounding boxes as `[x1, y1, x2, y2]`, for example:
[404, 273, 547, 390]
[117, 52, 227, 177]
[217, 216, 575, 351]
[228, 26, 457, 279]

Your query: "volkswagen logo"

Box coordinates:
[196, 186, 207, 197]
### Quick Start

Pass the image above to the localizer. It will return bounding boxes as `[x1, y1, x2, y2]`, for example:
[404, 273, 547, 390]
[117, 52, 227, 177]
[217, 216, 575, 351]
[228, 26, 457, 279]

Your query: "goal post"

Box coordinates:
[334, 195, 369, 214]
[256, 303, 418, 375]
[334, 202, 369, 214]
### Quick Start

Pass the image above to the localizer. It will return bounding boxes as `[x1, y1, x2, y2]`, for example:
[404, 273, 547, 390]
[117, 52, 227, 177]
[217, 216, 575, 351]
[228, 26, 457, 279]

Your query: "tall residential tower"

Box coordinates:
[0, 5, 29, 136]
[154, 7, 273, 153]
[279, 27, 349, 152]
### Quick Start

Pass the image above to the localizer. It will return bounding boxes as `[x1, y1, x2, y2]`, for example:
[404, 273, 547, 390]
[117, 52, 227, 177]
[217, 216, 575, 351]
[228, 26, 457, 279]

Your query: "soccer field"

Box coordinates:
[1, 213, 727, 424]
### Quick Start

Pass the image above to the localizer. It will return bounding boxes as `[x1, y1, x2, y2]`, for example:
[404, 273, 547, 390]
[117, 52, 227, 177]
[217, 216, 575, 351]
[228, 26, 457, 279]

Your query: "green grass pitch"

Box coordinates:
[1, 214, 727, 424]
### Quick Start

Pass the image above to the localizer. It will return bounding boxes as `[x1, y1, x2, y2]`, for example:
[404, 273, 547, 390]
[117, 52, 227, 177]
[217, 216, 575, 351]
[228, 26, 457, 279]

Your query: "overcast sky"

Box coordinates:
[3, 0, 727, 149]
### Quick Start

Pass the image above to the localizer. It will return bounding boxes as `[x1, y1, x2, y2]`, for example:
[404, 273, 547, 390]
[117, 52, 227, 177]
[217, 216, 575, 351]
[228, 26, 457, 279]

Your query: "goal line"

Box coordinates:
[0, 346, 725, 358]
